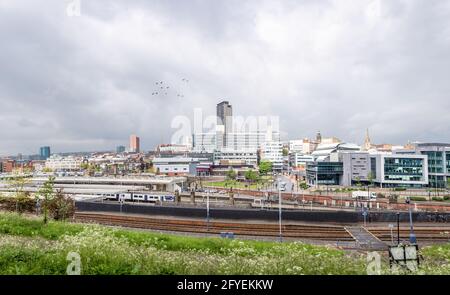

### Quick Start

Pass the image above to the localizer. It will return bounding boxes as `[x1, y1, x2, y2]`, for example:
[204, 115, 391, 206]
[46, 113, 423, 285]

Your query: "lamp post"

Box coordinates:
[206, 191, 210, 234]
[278, 178, 282, 243]
[388, 223, 394, 245]
[406, 197, 417, 244]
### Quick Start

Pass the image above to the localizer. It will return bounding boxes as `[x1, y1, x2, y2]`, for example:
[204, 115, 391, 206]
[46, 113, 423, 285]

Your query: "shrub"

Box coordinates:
[376, 193, 385, 199]
[393, 187, 407, 191]
[409, 196, 427, 202]
[388, 194, 398, 203]
[432, 197, 444, 202]
[48, 190, 75, 221]
[0, 195, 36, 213]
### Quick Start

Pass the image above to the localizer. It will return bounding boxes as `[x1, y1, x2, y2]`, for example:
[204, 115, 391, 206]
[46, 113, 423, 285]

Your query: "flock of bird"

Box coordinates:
[151, 78, 189, 98]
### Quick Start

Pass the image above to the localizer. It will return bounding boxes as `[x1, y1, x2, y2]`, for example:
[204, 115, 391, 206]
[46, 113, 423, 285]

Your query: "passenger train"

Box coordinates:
[102, 192, 175, 203]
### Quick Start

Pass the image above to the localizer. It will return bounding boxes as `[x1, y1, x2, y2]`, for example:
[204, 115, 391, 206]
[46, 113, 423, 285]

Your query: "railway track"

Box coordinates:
[74, 212, 354, 241]
[366, 227, 450, 242]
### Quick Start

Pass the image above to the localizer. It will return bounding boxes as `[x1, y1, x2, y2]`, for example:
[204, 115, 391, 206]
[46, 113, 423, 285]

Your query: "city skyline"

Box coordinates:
[1, 1, 450, 155]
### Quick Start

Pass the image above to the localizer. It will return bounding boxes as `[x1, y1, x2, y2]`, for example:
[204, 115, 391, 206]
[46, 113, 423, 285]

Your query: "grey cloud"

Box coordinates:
[0, 0, 449, 156]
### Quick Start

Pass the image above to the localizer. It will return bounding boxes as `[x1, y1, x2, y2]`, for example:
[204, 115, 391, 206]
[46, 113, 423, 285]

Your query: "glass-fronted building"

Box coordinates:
[39, 146, 51, 160]
[306, 162, 343, 186]
[414, 143, 450, 188]
[370, 154, 428, 188]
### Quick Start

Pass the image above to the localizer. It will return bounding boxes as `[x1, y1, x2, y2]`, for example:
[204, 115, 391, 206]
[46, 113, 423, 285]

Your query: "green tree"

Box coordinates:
[259, 161, 273, 175]
[226, 169, 237, 181]
[355, 176, 362, 188]
[282, 148, 289, 157]
[37, 176, 56, 224]
[7, 171, 31, 214]
[244, 170, 259, 182]
[48, 189, 75, 221]
[300, 182, 309, 190]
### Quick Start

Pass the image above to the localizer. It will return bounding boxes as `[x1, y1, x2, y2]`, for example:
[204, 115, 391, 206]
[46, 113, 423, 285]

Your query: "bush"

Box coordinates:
[432, 197, 444, 202]
[388, 194, 398, 203]
[444, 195, 450, 201]
[376, 193, 385, 199]
[393, 187, 407, 191]
[0, 195, 36, 213]
[48, 190, 75, 221]
[409, 196, 427, 202]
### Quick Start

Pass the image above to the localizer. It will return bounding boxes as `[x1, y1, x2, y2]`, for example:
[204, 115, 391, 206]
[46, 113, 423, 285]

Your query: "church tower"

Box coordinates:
[316, 131, 322, 144]
[363, 128, 372, 151]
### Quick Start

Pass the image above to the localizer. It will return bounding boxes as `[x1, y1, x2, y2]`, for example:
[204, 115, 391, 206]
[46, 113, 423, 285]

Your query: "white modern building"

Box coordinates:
[45, 155, 83, 171]
[213, 149, 258, 166]
[312, 142, 361, 162]
[370, 153, 429, 188]
[261, 141, 283, 171]
[152, 157, 200, 176]
[289, 152, 315, 168]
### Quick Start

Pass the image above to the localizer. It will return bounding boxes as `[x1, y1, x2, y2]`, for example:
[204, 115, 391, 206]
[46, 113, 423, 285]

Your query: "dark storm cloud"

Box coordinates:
[0, 0, 449, 155]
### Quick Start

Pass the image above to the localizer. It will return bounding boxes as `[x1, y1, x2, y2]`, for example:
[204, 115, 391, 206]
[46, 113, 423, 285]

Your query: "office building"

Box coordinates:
[289, 153, 314, 168]
[339, 152, 371, 186]
[306, 162, 344, 186]
[45, 155, 82, 171]
[152, 157, 200, 176]
[311, 142, 361, 162]
[39, 146, 51, 160]
[370, 153, 428, 188]
[216, 101, 232, 148]
[414, 143, 450, 188]
[116, 146, 126, 153]
[213, 149, 258, 166]
[260, 141, 283, 171]
[129, 134, 140, 153]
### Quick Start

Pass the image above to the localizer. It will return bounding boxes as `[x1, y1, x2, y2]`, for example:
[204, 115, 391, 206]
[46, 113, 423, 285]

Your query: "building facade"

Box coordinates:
[260, 141, 283, 171]
[129, 134, 140, 153]
[306, 162, 344, 186]
[45, 155, 82, 171]
[339, 152, 371, 186]
[152, 157, 199, 176]
[414, 143, 450, 188]
[40, 146, 51, 160]
[116, 146, 126, 153]
[213, 149, 258, 166]
[370, 154, 428, 188]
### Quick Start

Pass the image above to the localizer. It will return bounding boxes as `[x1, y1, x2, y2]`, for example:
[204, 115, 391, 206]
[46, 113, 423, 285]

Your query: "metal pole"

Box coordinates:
[397, 212, 400, 245]
[207, 191, 210, 234]
[409, 204, 417, 244]
[278, 179, 282, 243]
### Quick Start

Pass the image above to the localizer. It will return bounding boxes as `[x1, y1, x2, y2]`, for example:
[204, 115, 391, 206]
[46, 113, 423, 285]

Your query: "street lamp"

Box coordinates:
[206, 190, 210, 234]
[278, 178, 282, 243]
[406, 197, 417, 244]
[388, 223, 394, 245]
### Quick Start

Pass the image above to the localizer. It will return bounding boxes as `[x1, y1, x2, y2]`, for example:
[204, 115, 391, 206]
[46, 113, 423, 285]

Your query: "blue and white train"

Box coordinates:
[102, 192, 175, 203]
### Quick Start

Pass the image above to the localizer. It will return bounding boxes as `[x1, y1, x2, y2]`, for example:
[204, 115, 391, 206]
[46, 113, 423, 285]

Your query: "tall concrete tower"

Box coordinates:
[129, 134, 140, 153]
[216, 101, 232, 148]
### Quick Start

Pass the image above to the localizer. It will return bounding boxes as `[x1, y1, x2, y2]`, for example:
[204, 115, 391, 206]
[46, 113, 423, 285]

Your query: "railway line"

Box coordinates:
[74, 212, 354, 241]
[74, 212, 450, 245]
[366, 227, 450, 242]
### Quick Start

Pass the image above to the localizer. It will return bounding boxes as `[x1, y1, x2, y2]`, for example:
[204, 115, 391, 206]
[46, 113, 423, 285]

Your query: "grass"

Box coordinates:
[1, 212, 449, 275]
[0, 212, 366, 275]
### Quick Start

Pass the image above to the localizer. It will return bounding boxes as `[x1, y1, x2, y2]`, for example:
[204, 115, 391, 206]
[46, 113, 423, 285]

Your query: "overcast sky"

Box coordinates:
[0, 0, 449, 156]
